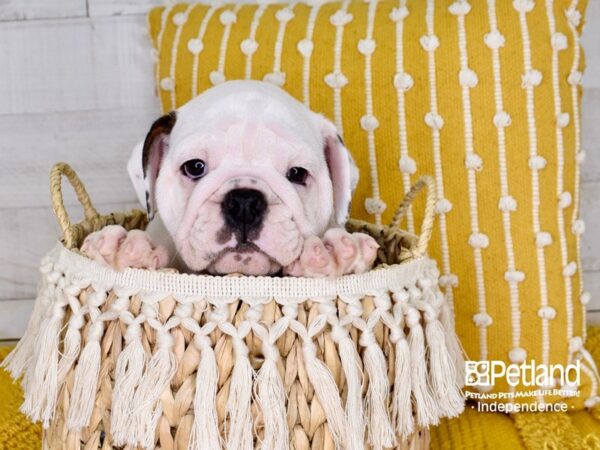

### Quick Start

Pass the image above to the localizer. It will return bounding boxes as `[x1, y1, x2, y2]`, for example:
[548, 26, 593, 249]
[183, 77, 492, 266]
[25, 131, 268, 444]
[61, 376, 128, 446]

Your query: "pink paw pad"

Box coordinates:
[283, 236, 336, 278]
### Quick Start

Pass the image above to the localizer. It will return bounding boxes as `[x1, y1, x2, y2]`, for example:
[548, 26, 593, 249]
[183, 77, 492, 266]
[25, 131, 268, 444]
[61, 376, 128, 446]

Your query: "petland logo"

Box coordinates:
[465, 360, 580, 388]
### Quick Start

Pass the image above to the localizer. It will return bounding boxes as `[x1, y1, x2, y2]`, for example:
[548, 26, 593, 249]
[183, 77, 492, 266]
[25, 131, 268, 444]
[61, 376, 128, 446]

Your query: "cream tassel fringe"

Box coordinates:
[21, 302, 65, 428]
[332, 328, 365, 450]
[111, 320, 147, 447]
[424, 308, 464, 418]
[361, 330, 396, 449]
[405, 307, 439, 428]
[226, 339, 255, 450]
[57, 313, 85, 385]
[67, 322, 103, 430]
[188, 335, 222, 450]
[132, 326, 178, 450]
[391, 335, 414, 439]
[439, 302, 465, 387]
[302, 341, 348, 450]
[255, 349, 289, 450]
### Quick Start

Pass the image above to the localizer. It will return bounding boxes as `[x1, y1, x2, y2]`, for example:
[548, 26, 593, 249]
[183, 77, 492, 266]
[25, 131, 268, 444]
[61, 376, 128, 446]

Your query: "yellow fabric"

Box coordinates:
[147, 0, 595, 407]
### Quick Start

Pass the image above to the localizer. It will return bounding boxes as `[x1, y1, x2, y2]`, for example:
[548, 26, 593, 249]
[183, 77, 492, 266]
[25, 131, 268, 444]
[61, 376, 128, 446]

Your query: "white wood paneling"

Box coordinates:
[581, 181, 600, 273]
[88, 0, 164, 17]
[0, 0, 86, 22]
[582, 0, 600, 89]
[0, 16, 158, 115]
[581, 88, 600, 183]
[0, 107, 158, 208]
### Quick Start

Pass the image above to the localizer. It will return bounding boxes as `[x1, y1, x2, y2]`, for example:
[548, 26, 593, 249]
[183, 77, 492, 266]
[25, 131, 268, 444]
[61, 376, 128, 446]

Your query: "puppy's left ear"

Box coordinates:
[313, 114, 359, 226]
[127, 111, 177, 220]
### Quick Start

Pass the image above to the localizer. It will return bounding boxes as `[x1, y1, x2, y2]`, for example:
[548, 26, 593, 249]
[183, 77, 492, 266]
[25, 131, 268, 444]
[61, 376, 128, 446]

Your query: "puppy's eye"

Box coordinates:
[181, 159, 207, 180]
[287, 167, 308, 185]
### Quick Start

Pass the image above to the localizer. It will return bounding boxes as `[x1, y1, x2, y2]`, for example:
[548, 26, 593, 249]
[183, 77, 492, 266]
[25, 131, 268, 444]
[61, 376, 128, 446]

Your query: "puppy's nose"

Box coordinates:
[222, 189, 267, 240]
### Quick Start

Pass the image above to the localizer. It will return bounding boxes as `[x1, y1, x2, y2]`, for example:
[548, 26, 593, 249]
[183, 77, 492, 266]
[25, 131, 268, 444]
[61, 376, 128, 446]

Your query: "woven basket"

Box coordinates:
[4, 163, 465, 450]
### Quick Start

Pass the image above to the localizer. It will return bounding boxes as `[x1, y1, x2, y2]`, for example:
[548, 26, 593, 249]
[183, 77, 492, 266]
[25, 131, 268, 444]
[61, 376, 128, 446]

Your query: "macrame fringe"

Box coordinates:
[336, 334, 365, 450]
[111, 327, 147, 447]
[406, 308, 439, 428]
[67, 330, 102, 430]
[189, 337, 222, 450]
[302, 342, 349, 450]
[361, 333, 396, 449]
[21, 304, 65, 427]
[56, 318, 83, 385]
[392, 337, 414, 439]
[226, 342, 254, 450]
[439, 302, 465, 387]
[425, 316, 464, 418]
[255, 356, 289, 450]
[132, 337, 178, 449]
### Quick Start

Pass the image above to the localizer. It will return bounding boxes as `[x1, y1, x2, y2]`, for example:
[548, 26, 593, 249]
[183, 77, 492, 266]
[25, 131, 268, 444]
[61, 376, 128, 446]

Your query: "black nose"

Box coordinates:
[221, 189, 267, 241]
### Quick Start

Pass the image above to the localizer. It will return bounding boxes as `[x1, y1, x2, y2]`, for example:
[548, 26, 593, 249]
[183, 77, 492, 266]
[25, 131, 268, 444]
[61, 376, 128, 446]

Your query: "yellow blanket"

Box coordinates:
[2, 330, 599, 449]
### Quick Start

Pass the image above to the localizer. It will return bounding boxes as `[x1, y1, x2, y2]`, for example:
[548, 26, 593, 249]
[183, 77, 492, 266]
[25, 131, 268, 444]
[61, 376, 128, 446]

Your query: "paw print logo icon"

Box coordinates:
[465, 361, 491, 386]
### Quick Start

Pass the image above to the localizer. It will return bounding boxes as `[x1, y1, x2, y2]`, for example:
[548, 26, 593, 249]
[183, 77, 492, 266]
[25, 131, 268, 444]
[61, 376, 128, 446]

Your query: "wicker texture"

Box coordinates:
[3, 163, 464, 450]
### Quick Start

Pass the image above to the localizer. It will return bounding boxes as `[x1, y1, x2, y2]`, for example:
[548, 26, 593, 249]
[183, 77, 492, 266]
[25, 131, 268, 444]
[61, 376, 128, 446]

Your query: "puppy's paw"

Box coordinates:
[283, 236, 336, 278]
[323, 228, 379, 275]
[81, 226, 169, 271]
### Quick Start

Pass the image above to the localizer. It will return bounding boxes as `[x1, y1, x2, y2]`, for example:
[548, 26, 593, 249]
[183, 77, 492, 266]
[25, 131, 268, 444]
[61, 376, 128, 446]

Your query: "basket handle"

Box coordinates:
[50, 163, 100, 248]
[389, 176, 437, 257]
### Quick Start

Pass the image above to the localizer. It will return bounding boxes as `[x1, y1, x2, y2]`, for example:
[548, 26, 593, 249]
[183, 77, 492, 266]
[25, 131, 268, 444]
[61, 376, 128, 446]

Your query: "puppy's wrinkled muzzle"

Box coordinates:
[221, 188, 267, 242]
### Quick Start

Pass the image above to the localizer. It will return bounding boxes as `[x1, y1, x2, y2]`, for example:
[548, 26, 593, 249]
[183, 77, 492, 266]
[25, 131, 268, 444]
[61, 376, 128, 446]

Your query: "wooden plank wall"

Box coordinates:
[0, 0, 599, 338]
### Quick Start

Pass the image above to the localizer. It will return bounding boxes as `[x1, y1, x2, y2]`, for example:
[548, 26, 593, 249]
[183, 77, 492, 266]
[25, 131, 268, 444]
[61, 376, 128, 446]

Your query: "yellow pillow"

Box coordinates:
[148, 0, 598, 408]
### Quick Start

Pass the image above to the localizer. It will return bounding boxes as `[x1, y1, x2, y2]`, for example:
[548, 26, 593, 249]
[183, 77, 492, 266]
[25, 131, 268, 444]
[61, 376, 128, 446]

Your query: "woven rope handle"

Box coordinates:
[50, 163, 99, 248]
[389, 176, 437, 257]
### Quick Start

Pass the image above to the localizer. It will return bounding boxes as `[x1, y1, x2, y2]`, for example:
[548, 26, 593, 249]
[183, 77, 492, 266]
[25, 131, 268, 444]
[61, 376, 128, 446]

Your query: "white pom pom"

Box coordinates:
[263, 71, 285, 87]
[537, 306, 557, 320]
[563, 261, 577, 277]
[398, 155, 417, 174]
[558, 191, 572, 208]
[465, 153, 483, 171]
[472, 312, 492, 327]
[389, 6, 409, 22]
[572, 219, 585, 235]
[419, 35, 440, 52]
[521, 69, 543, 88]
[493, 111, 512, 128]
[584, 397, 600, 409]
[504, 270, 525, 282]
[580, 291, 591, 306]
[448, 1, 471, 15]
[468, 232, 489, 249]
[556, 112, 570, 128]
[394, 72, 414, 91]
[509, 347, 527, 363]
[535, 231, 553, 248]
[329, 10, 353, 26]
[424, 112, 444, 130]
[498, 195, 517, 212]
[576, 151, 586, 164]
[172, 12, 187, 26]
[240, 38, 258, 56]
[297, 39, 313, 57]
[435, 198, 453, 214]
[187, 39, 203, 55]
[551, 32, 568, 51]
[275, 7, 294, 22]
[360, 115, 380, 131]
[484, 31, 505, 49]
[512, 0, 534, 13]
[565, 7, 581, 27]
[219, 10, 237, 25]
[364, 197, 386, 214]
[439, 273, 459, 287]
[209, 70, 225, 85]
[159, 77, 174, 91]
[528, 155, 547, 170]
[568, 70, 583, 86]
[568, 336, 583, 353]
[459, 68, 478, 88]
[358, 39, 376, 55]
[324, 72, 348, 89]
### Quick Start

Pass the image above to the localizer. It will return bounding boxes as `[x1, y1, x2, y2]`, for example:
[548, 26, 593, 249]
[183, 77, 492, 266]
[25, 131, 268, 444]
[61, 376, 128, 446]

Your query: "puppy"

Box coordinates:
[82, 81, 378, 277]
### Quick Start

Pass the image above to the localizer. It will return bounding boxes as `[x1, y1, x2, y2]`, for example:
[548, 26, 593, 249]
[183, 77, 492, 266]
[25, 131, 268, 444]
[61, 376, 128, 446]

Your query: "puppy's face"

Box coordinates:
[130, 81, 357, 275]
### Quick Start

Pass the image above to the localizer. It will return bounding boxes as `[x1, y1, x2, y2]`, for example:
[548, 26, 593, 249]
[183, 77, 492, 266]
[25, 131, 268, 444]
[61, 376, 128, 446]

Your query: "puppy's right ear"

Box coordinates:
[127, 111, 177, 220]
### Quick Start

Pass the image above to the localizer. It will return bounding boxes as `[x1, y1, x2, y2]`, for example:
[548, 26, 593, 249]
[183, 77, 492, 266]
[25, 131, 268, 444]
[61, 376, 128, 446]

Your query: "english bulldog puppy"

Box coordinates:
[82, 81, 378, 277]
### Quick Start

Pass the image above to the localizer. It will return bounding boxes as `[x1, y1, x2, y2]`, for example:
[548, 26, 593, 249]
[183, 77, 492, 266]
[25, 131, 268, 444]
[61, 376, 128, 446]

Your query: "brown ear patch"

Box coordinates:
[142, 111, 177, 178]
